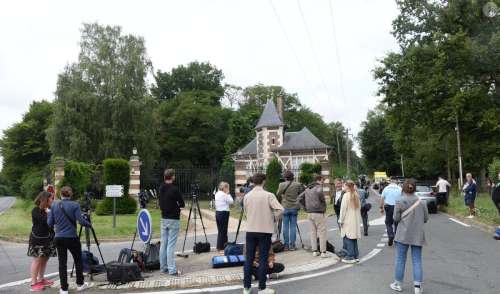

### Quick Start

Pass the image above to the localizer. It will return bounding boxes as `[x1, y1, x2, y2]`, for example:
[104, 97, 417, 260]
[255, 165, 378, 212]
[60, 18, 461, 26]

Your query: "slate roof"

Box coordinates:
[235, 127, 330, 155]
[254, 99, 284, 129]
[273, 127, 330, 151]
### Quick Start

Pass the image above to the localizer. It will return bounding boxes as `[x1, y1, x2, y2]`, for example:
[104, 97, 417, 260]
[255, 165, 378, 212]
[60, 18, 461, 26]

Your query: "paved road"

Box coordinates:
[0, 196, 15, 215]
[2, 191, 500, 294]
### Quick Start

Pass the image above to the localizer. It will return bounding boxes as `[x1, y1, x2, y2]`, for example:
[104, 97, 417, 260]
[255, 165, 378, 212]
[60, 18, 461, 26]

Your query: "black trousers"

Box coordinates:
[360, 205, 370, 235]
[244, 232, 272, 290]
[216, 211, 230, 250]
[384, 205, 398, 239]
[55, 237, 84, 291]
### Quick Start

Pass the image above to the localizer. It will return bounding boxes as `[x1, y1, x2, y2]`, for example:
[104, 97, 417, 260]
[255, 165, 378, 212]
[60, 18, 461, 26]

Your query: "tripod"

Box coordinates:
[71, 211, 107, 280]
[177, 195, 209, 258]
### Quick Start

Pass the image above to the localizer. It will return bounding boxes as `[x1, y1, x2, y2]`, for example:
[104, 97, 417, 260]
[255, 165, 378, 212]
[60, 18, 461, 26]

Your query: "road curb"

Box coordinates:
[443, 212, 496, 233]
[97, 255, 340, 291]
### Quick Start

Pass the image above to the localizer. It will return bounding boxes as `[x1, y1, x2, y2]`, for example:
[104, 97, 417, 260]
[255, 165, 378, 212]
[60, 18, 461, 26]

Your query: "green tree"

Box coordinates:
[265, 158, 282, 194]
[358, 108, 400, 175]
[0, 100, 53, 192]
[373, 0, 500, 182]
[47, 23, 158, 174]
[152, 61, 224, 104]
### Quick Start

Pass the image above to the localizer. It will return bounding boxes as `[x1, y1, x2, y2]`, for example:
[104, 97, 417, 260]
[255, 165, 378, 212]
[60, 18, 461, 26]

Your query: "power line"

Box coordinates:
[268, 0, 312, 87]
[296, 0, 331, 98]
[328, 0, 346, 104]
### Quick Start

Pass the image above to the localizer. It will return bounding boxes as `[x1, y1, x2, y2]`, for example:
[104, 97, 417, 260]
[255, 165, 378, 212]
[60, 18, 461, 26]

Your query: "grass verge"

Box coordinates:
[447, 192, 500, 227]
[0, 198, 186, 242]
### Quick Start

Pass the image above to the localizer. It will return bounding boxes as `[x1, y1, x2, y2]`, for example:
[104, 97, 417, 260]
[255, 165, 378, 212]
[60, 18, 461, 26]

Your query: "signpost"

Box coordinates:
[105, 185, 124, 228]
[137, 209, 152, 244]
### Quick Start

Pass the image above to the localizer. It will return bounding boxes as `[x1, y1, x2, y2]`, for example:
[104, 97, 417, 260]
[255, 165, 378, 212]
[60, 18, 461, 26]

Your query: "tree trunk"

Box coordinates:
[480, 167, 487, 193]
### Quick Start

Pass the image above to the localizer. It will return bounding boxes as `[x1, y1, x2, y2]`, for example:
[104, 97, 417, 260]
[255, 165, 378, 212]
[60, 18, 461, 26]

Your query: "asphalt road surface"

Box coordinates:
[1, 191, 500, 294]
[0, 196, 15, 215]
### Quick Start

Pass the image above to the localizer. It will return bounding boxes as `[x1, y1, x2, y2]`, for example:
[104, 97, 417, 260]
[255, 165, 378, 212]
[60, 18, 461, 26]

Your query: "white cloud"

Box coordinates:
[0, 0, 399, 167]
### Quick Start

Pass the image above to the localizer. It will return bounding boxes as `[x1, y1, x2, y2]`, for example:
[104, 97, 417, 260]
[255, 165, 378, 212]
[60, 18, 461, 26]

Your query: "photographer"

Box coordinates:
[158, 169, 185, 276]
[47, 186, 92, 294]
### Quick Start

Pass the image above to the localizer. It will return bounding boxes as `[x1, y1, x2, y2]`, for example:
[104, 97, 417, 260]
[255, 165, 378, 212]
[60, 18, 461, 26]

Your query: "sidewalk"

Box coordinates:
[44, 247, 339, 292]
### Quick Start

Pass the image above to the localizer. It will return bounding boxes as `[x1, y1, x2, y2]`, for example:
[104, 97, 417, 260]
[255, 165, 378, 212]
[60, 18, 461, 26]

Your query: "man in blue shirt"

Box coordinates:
[48, 186, 92, 294]
[380, 178, 402, 246]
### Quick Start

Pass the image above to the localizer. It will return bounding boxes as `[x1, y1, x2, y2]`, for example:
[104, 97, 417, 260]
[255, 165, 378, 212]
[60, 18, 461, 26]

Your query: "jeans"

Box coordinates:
[282, 208, 298, 248]
[160, 219, 180, 274]
[394, 242, 423, 286]
[216, 211, 230, 250]
[244, 232, 272, 290]
[343, 236, 359, 259]
[54, 237, 84, 291]
[384, 205, 398, 239]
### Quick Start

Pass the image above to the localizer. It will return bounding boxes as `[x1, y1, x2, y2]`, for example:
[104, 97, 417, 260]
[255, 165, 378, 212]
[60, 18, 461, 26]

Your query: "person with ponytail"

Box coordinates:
[338, 180, 362, 263]
[28, 191, 56, 292]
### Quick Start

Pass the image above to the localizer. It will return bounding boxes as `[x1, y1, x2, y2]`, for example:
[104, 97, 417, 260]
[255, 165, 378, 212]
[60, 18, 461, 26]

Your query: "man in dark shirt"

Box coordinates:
[158, 169, 185, 275]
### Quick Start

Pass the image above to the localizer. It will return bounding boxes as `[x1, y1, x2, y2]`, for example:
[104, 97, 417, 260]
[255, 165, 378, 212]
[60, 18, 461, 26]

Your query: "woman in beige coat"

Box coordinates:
[338, 180, 362, 263]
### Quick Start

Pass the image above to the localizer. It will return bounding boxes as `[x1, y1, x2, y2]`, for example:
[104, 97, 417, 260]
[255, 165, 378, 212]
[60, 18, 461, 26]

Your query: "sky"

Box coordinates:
[0, 0, 400, 167]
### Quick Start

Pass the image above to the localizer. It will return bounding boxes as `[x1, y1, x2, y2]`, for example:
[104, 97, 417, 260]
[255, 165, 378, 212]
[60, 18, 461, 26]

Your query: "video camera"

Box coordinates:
[81, 191, 94, 214]
[190, 182, 200, 198]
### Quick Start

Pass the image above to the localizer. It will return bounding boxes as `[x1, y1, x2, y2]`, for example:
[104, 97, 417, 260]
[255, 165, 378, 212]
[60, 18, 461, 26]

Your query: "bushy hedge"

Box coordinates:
[59, 160, 94, 199]
[0, 184, 12, 196]
[265, 158, 282, 194]
[96, 158, 136, 215]
[489, 158, 500, 178]
[95, 196, 137, 215]
[299, 162, 322, 185]
[20, 170, 44, 199]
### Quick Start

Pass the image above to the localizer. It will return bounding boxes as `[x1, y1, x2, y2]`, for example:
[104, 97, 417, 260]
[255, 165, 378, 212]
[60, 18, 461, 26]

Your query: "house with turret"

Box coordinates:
[233, 97, 332, 196]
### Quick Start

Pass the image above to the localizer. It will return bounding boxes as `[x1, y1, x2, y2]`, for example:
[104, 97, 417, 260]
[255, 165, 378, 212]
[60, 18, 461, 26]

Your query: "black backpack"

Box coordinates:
[106, 262, 143, 285]
[143, 242, 160, 270]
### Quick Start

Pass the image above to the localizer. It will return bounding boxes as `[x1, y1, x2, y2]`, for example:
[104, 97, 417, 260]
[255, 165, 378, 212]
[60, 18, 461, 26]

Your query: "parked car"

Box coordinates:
[415, 185, 438, 213]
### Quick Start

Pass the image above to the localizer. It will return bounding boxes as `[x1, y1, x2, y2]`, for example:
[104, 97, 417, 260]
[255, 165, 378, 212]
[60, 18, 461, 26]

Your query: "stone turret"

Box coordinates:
[255, 99, 285, 168]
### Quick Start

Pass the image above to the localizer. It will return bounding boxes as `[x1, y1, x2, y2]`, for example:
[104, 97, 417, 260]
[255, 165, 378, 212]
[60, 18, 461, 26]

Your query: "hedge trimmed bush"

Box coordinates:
[20, 170, 44, 199]
[489, 158, 500, 178]
[96, 158, 136, 215]
[299, 162, 322, 185]
[0, 184, 12, 196]
[265, 158, 282, 194]
[95, 196, 137, 215]
[59, 160, 94, 200]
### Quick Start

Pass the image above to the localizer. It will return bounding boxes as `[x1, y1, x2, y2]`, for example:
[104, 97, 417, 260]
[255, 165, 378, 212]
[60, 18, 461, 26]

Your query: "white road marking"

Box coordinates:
[383, 233, 388, 237]
[381, 238, 388, 242]
[369, 216, 386, 226]
[121, 249, 384, 294]
[328, 228, 339, 232]
[377, 243, 385, 248]
[449, 218, 471, 227]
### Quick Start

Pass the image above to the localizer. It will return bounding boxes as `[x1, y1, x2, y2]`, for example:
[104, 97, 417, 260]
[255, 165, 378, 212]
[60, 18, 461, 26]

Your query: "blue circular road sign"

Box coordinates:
[137, 209, 153, 243]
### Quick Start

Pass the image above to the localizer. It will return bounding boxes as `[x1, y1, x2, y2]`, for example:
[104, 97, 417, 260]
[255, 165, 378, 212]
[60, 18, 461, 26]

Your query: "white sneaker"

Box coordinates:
[76, 282, 93, 291]
[355, 258, 360, 263]
[320, 252, 333, 258]
[258, 288, 275, 294]
[312, 251, 320, 257]
[390, 282, 402, 292]
[243, 288, 252, 294]
[59, 290, 68, 294]
[414, 286, 423, 294]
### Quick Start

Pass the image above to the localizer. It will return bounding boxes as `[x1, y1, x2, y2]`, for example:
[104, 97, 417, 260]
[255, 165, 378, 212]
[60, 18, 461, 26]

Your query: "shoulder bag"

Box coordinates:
[401, 198, 421, 219]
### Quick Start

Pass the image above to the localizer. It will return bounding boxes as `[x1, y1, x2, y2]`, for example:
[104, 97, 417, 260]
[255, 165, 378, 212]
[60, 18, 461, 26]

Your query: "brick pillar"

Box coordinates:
[129, 150, 141, 199]
[54, 159, 65, 198]
[320, 160, 332, 202]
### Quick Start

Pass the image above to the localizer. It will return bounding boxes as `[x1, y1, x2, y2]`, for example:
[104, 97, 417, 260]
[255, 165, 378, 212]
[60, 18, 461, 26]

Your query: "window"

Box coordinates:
[272, 138, 275, 145]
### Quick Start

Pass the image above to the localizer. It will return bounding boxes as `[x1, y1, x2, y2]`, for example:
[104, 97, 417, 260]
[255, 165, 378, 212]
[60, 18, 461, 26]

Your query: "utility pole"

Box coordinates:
[455, 114, 464, 189]
[346, 128, 350, 179]
[400, 154, 405, 177]
[336, 133, 342, 165]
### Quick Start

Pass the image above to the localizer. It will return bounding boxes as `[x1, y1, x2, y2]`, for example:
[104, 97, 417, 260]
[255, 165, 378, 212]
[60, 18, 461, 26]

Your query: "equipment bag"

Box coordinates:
[193, 242, 211, 254]
[106, 261, 143, 285]
[224, 207, 245, 256]
[224, 243, 244, 256]
[316, 239, 335, 253]
[211, 255, 245, 269]
[118, 248, 133, 263]
[143, 242, 160, 270]
[272, 240, 285, 253]
[82, 250, 99, 273]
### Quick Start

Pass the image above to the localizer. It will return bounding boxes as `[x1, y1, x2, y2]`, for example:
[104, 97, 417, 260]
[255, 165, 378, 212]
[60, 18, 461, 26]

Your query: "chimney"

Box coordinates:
[276, 96, 284, 122]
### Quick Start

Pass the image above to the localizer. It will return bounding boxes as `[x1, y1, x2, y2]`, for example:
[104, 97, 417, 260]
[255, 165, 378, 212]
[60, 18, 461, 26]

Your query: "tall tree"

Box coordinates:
[47, 23, 158, 169]
[0, 100, 53, 192]
[152, 61, 224, 104]
[373, 0, 500, 182]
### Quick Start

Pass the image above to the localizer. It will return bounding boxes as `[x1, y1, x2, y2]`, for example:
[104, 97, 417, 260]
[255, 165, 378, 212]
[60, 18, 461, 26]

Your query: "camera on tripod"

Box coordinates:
[81, 191, 94, 214]
[190, 182, 200, 198]
[138, 190, 150, 209]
